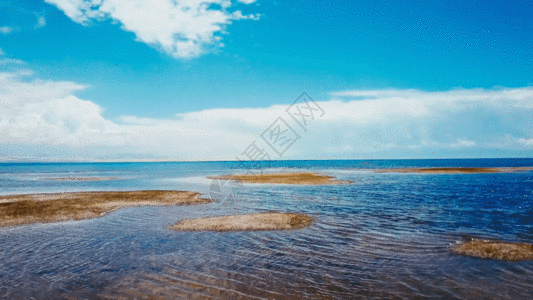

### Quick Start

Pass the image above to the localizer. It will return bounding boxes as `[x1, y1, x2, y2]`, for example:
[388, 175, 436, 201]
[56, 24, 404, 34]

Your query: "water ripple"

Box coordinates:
[1, 161, 533, 298]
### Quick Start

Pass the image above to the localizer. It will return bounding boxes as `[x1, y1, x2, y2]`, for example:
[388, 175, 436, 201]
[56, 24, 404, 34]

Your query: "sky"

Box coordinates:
[0, 0, 532, 161]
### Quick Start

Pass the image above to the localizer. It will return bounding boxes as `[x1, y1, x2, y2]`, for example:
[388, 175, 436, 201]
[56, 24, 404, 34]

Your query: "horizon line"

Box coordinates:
[1, 157, 533, 164]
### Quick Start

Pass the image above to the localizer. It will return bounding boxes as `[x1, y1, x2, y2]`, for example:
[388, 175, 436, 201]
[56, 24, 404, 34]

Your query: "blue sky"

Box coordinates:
[1, 0, 533, 161]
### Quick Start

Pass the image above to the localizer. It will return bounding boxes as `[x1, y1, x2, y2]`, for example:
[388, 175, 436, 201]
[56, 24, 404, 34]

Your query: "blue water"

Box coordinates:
[1, 159, 533, 299]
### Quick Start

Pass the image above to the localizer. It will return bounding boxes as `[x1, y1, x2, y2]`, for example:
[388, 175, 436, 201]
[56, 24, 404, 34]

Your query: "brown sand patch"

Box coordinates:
[45, 177, 117, 181]
[0, 190, 210, 227]
[453, 240, 533, 261]
[208, 172, 351, 185]
[169, 212, 314, 232]
[375, 167, 533, 174]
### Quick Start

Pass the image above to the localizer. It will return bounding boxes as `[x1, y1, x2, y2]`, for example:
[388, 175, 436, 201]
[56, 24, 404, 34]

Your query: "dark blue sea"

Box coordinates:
[1, 159, 533, 299]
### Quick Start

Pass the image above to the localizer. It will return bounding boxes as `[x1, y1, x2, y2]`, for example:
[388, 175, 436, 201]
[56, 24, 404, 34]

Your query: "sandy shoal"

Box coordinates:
[169, 212, 314, 232]
[374, 167, 533, 174]
[44, 177, 117, 181]
[208, 172, 351, 185]
[453, 239, 533, 261]
[0, 190, 210, 227]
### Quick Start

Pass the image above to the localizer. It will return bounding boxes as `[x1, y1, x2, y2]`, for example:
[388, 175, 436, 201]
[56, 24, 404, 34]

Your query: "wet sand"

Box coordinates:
[44, 177, 117, 181]
[453, 239, 533, 261]
[375, 167, 533, 174]
[0, 190, 210, 227]
[169, 212, 314, 232]
[208, 172, 351, 185]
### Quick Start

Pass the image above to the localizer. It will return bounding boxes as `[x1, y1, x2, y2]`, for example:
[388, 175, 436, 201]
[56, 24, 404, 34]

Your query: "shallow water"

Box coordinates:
[1, 159, 533, 299]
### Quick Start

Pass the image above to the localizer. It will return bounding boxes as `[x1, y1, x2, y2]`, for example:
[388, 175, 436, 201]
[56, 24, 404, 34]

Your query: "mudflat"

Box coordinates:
[453, 240, 533, 261]
[374, 167, 533, 174]
[0, 190, 210, 227]
[169, 212, 314, 232]
[208, 172, 351, 185]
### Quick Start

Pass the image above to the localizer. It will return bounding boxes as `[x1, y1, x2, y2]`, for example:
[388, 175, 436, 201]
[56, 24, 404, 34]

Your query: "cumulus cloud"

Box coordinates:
[1, 68, 533, 161]
[0, 70, 261, 160]
[44, 0, 259, 58]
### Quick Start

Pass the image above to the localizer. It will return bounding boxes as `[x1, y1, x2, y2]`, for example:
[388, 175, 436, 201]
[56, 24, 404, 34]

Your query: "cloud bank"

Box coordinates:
[45, 0, 259, 58]
[1, 67, 533, 161]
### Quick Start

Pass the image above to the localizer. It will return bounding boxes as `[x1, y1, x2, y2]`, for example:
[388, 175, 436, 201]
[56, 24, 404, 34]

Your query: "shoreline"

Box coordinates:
[0, 190, 211, 228]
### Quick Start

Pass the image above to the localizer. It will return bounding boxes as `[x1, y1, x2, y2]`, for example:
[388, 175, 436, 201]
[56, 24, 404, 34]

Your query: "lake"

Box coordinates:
[1, 159, 532, 299]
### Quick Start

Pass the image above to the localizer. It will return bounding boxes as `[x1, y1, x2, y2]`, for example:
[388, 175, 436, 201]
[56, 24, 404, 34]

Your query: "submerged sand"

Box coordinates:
[169, 212, 314, 232]
[45, 177, 117, 181]
[0, 190, 210, 227]
[453, 240, 533, 261]
[375, 167, 533, 174]
[208, 172, 351, 185]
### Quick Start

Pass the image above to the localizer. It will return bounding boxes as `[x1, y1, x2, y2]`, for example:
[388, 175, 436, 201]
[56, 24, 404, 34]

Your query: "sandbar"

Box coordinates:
[45, 177, 117, 181]
[374, 167, 533, 174]
[453, 239, 533, 261]
[169, 212, 314, 232]
[0, 190, 210, 227]
[208, 172, 351, 185]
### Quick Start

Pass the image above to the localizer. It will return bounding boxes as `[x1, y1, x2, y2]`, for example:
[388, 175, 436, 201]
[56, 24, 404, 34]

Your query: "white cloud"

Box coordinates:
[0, 58, 25, 65]
[519, 138, 533, 147]
[0, 70, 259, 160]
[1, 68, 533, 161]
[44, 0, 259, 59]
[450, 139, 476, 148]
[0, 48, 4, 56]
[331, 88, 533, 107]
[324, 87, 533, 156]
[0, 26, 12, 34]
[232, 11, 261, 20]
[36, 16, 46, 28]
